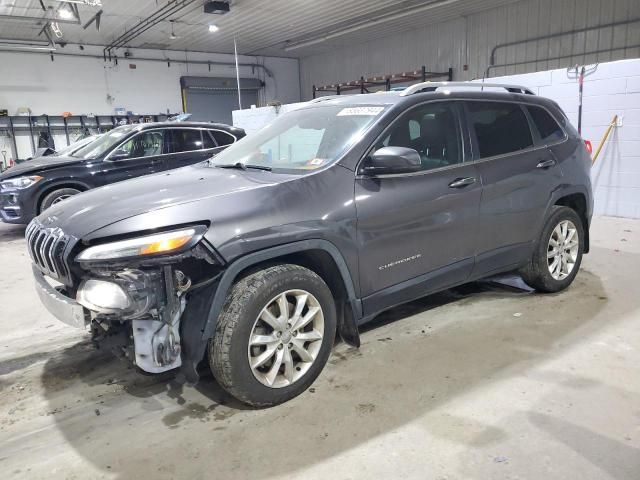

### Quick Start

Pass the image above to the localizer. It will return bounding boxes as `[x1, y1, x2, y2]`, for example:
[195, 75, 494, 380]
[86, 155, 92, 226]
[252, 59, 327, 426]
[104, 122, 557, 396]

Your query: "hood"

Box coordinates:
[0, 155, 86, 180]
[39, 163, 289, 239]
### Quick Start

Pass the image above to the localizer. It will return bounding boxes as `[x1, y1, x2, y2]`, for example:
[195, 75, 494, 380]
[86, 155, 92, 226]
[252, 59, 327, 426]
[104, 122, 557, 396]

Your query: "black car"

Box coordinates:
[28, 83, 592, 407]
[0, 121, 244, 224]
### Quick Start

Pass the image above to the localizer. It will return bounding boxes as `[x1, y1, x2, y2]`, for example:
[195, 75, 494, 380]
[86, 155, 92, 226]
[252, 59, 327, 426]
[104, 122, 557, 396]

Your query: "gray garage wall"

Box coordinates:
[299, 0, 640, 100]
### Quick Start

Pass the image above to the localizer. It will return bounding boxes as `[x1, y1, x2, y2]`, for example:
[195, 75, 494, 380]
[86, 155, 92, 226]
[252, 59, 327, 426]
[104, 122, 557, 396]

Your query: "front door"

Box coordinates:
[355, 101, 481, 315]
[97, 129, 166, 186]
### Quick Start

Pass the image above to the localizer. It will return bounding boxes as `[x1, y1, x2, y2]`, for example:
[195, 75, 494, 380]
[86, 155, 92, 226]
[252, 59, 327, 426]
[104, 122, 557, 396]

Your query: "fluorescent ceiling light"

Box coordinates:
[0, 43, 56, 51]
[0, 38, 51, 46]
[54, 0, 102, 5]
[208, 24, 219, 33]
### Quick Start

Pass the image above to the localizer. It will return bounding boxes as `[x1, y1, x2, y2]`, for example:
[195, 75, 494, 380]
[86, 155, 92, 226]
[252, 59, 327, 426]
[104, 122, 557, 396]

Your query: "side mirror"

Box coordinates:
[361, 146, 422, 176]
[108, 150, 130, 161]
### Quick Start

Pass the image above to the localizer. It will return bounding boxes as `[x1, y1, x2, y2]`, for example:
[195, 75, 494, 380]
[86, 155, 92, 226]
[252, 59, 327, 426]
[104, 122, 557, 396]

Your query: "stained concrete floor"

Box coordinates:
[0, 216, 639, 480]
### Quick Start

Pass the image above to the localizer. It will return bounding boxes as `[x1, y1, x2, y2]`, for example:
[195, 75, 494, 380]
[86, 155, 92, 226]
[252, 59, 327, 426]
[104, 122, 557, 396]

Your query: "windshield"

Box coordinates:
[209, 104, 387, 173]
[55, 135, 100, 157]
[72, 125, 137, 159]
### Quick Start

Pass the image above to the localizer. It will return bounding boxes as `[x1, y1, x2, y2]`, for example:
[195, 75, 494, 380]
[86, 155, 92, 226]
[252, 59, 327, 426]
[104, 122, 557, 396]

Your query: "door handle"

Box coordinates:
[536, 158, 556, 169]
[448, 177, 476, 188]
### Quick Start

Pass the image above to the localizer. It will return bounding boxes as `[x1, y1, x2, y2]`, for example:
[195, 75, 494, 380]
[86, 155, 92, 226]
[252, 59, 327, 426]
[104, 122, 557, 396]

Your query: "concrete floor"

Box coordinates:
[0, 216, 639, 479]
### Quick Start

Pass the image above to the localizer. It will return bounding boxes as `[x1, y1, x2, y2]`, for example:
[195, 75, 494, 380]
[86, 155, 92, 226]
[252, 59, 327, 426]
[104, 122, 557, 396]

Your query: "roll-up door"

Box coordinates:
[180, 76, 263, 124]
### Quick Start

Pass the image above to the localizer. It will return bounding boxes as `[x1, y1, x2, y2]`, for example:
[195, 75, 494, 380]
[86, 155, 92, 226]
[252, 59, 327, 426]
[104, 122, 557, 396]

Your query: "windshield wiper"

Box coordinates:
[216, 162, 272, 172]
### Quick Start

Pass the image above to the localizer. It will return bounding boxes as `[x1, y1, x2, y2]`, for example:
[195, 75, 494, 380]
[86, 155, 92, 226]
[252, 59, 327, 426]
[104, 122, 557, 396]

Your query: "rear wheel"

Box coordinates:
[209, 264, 336, 407]
[40, 188, 81, 213]
[520, 206, 584, 293]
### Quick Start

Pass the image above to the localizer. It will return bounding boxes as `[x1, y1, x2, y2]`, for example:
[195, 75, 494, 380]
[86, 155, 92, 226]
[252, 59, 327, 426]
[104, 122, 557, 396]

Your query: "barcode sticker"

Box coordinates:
[337, 106, 385, 116]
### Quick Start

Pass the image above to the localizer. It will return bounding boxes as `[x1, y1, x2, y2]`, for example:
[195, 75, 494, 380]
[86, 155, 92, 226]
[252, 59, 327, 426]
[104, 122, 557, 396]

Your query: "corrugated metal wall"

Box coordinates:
[299, 0, 640, 100]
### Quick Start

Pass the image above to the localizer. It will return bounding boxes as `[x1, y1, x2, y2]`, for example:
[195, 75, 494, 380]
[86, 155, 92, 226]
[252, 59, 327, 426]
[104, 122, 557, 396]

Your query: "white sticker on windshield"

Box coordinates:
[337, 106, 385, 116]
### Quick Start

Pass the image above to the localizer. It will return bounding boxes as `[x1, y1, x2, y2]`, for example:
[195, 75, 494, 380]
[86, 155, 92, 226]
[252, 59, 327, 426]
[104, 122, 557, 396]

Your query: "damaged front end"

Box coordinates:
[81, 266, 189, 373]
[30, 221, 223, 376]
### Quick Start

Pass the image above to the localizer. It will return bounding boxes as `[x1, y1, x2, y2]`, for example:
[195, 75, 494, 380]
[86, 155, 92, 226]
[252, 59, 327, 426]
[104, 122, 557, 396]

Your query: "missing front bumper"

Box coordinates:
[32, 266, 89, 329]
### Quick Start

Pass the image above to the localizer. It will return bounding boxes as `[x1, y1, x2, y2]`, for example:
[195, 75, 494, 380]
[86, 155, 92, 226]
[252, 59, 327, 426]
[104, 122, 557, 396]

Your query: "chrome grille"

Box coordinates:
[25, 220, 71, 283]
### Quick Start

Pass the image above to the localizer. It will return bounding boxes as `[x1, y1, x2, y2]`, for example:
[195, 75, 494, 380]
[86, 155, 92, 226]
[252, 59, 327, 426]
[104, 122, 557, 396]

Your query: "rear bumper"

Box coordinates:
[32, 266, 88, 329]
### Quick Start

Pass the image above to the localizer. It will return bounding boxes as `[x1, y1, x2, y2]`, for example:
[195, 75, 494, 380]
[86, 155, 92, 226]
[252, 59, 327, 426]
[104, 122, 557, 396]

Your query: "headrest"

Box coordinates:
[420, 115, 446, 144]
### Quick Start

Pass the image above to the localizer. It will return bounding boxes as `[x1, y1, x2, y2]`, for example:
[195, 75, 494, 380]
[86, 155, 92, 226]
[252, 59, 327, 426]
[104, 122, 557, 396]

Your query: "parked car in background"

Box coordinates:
[0, 122, 244, 223]
[27, 83, 592, 407]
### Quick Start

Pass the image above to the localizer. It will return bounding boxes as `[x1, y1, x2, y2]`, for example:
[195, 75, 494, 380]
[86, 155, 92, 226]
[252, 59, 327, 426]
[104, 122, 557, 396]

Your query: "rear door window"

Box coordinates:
[526, 106, 565, 144]
[169, 129, 204, 152]
[467, 102, 533, 159]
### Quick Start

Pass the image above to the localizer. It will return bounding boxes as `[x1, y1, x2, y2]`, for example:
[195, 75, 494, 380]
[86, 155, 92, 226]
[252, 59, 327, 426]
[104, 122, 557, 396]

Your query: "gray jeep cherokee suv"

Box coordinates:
[28, 82, 593, 406]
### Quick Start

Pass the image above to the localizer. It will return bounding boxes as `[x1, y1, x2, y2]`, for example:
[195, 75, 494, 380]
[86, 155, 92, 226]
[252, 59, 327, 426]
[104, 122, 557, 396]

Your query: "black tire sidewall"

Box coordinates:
[532, 206, 585, 292]
[40, 188, 81, 213]
[213, 265, 336, 406]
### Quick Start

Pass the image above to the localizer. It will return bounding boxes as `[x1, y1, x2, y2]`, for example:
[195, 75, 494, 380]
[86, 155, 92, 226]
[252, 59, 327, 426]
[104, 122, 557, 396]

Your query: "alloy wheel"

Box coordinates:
[247, 289, 324, 388]
[547, 219, 579, 280]
[51, 194, 73, 205]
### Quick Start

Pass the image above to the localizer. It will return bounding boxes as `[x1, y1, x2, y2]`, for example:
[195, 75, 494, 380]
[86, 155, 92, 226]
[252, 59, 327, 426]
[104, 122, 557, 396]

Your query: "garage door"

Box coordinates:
[180, 76, 262, 124]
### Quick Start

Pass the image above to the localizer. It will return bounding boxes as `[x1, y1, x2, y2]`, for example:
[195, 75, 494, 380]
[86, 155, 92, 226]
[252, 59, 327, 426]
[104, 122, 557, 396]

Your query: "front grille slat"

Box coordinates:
[43, 235, 57, 274]
[33, 231, 47, 267]
[26, 220, 74, 285]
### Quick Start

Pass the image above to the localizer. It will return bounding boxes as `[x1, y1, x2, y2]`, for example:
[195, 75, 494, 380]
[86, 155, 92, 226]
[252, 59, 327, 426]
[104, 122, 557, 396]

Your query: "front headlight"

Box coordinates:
[0, 175, 43, 190]
[76, 227, 206, 262]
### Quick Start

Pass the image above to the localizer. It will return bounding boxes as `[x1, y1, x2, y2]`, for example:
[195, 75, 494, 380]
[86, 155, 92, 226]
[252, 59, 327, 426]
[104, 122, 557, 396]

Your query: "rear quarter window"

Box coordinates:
[527, 106, 565, 144]
[210, 130, 236, 146]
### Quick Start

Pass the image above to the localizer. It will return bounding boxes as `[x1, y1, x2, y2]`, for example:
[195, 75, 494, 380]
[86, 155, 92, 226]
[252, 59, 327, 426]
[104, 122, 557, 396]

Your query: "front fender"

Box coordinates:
[180, 239, 362, 382]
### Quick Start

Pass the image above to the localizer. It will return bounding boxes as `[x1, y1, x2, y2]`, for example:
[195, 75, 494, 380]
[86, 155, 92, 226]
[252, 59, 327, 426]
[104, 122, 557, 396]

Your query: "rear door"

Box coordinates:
[466, 100, 564, 276]
[98, 129, 166, 185]
[355, 101, 482, 314]
[164, 128, 220, 170]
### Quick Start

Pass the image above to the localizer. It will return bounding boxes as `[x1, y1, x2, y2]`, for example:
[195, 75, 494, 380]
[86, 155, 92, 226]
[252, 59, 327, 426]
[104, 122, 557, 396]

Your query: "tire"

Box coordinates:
[520, 206, 584, 293]
[209, 264, 336, 407]
[40, 188, 81, 213]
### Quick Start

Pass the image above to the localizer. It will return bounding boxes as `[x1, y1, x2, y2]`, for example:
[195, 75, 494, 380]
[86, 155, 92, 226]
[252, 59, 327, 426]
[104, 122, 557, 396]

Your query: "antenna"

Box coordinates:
[234, 36, 242, 110]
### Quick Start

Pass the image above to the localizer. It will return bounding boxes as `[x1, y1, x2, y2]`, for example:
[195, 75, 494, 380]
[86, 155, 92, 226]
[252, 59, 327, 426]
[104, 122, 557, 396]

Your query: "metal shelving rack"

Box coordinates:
[312, 66, 453, 98]
[0, 113, 176, 163]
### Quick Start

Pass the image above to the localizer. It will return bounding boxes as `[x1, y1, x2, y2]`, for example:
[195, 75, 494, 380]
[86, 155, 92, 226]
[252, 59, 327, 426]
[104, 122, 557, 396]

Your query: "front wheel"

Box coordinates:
[39, 188, 81, 213]
[520, 206, 584, 293]
[209, 264, 336, 407]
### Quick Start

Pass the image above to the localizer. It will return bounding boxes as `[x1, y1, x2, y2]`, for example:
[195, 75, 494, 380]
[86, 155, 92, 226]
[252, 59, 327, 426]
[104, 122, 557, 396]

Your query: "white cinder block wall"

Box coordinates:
[481, 58, 640, 219]
[234, 58, 640, 219]
[232, 102, 308, 135]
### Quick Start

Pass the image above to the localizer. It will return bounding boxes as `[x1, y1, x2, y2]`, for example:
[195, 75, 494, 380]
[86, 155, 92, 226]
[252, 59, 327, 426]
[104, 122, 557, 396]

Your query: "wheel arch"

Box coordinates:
[553, 190, 590, 253]
[181, 239, 362, 382]
[37, 180, 91, 214]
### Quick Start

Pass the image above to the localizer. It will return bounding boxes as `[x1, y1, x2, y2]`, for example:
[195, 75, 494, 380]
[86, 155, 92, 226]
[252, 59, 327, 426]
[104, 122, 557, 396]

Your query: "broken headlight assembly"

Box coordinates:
[74, 226, 211, 316]
[75, 226, 207, 262]
[76, 269, 161, 317]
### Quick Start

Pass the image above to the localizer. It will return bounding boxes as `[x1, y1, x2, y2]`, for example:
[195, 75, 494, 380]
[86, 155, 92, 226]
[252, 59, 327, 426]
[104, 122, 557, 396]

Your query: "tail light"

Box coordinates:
[584, 140, 593, 154]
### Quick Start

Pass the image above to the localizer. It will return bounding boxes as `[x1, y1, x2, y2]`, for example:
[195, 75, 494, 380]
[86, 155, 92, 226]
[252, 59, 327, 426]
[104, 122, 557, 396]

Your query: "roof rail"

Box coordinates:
[399, 81, 535, 96]
[307, 95, 355, 103]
